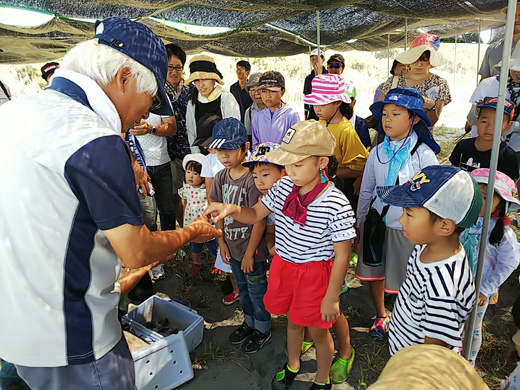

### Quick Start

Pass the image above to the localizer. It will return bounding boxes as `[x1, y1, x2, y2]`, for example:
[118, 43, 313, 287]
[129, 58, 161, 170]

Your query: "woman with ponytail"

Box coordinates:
[461, 168, 520, 367]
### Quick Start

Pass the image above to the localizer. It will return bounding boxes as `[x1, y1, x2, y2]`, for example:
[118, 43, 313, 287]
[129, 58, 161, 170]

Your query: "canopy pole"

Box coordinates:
[453, 35, 457, 92]
[477, 19, 482, 87]
[317, 10, 321, 75]
[387, 34, 391, 75]
[405, 17, 408, 49]
[462, 0, 517, 361]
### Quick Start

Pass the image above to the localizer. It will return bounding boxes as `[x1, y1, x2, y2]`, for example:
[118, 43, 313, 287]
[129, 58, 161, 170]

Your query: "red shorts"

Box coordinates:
[263, 253, 334, 329]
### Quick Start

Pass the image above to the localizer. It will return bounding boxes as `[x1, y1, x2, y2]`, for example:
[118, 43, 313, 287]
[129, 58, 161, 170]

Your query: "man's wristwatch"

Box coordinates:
[151, 126, 157, 134]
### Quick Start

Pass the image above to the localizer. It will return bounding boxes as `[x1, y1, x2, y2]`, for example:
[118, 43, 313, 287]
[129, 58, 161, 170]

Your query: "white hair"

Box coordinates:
[61, 39, 158, 96]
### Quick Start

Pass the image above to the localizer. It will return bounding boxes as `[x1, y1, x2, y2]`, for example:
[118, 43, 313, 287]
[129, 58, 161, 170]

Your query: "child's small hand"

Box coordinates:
[204, 203, 238, 223]
[478, 292, 488, 306]
[241, 255, 254, 273]
[320, 296, 340, 323]
[220, 241, 231, 265]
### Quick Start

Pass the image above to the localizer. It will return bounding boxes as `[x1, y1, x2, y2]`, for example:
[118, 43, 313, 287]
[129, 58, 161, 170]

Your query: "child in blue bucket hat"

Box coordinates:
[356, 87, 440, 339]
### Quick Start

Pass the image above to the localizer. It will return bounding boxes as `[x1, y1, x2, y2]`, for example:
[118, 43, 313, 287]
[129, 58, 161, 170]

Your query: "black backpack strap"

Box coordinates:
[410, 138, 422, 156]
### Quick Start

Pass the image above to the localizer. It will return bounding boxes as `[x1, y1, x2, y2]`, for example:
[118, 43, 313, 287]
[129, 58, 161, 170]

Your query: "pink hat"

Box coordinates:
[470, 168, 520, 212]
[303, 74, 351, 106]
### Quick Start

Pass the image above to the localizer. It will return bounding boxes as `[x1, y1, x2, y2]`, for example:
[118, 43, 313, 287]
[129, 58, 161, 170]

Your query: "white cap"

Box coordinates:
[182, 153, 206, 171]
[310, 48, 324, 57]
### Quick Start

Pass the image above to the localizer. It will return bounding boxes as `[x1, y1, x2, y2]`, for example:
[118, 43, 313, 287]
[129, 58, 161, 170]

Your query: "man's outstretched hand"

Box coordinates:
[189, 216, 222, 243]
[203, 203, 239, 224]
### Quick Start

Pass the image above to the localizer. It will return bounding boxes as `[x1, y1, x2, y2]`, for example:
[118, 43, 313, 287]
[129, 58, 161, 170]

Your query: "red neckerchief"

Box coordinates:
[282, 175, 329, 226]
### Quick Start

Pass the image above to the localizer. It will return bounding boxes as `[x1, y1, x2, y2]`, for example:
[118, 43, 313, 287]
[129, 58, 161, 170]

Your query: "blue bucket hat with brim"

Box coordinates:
[370, 87, 440, 154]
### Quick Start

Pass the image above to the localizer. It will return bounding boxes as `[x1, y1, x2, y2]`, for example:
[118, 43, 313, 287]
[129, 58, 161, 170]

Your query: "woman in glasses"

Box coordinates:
[379, 33, 451, 128]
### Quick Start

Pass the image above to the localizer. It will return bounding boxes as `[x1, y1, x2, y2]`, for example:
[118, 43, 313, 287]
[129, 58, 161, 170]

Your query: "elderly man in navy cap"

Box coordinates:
[0, 17, 220, 389]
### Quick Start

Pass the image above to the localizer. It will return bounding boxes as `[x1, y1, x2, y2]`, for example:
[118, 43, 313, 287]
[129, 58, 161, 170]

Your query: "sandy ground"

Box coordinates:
[128, 240, 520, 390]
[141, 261, 392, 390]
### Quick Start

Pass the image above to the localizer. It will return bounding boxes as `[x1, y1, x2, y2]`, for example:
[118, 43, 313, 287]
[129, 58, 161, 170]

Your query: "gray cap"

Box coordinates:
[244, 72, 263, 90]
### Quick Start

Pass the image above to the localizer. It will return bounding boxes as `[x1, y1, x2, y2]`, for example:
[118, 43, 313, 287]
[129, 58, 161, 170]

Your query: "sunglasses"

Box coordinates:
[327, 63, 342, 68]
[168, 65, 183, 72]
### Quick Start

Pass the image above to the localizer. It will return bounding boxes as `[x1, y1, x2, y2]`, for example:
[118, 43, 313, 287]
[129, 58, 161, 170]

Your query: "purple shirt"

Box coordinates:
[252, 103, 300, 148]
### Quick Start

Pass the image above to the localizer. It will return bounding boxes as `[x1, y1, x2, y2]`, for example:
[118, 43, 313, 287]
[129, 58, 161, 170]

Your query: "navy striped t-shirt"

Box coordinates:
[261, 176, 356, 264]
[389, 245, 475, 356]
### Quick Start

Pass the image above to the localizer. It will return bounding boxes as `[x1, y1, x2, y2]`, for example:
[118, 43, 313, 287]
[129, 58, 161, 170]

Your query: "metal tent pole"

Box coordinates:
[405, 17, 408, 49]
[454, 35, 457, 92]
[317, 10, 321, 75]
[477, 19, 482, 87]
[387, 34, 391, 75]
[462, 0, 517, 360]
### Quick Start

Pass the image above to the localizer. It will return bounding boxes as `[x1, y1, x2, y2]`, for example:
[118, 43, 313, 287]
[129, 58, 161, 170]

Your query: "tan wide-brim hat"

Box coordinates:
[185, 54, 224, 85]
[367, 345, 489, 390]
[395, 46, 442, 67]
[265, 120, 336, 166]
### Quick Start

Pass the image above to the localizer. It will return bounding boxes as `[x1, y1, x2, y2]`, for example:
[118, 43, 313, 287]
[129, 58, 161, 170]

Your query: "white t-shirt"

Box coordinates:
[389, 245, 475, 356]
[261, 176, 356, 264]
[135, 113, 170, 167]
[357, 132, 439, 229]
[201, 152, 225, 179]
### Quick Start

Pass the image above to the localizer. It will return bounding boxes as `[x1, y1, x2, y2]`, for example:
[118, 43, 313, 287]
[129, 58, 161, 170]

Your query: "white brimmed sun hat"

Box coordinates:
[395, 33, 442, 67]
[494, 42, 520, 72]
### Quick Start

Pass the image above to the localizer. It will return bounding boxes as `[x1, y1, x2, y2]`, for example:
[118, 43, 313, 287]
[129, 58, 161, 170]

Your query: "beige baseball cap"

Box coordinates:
[367, 345, 489, 390]
[264, 120, 336, 166]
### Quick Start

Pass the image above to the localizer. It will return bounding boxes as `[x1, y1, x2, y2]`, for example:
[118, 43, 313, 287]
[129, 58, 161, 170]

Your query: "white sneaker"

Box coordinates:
[149, 264, 165, 281]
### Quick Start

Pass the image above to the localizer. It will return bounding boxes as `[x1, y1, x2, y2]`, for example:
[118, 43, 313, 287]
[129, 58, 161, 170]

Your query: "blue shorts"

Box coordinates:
[191, 239, 218, 255]
[15, 335, 135, 390]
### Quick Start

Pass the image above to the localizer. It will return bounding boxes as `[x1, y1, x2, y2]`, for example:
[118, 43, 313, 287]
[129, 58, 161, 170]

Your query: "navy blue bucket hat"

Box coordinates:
[94, 17, 173, 116]
[370, 87, 440, 154]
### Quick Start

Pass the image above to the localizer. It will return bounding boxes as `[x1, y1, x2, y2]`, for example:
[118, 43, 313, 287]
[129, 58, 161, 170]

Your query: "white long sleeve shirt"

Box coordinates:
[357, 132, 438, 229]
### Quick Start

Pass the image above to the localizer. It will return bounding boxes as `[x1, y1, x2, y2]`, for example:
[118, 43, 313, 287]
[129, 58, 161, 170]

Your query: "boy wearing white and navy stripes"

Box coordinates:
[376, 165, 481, 356]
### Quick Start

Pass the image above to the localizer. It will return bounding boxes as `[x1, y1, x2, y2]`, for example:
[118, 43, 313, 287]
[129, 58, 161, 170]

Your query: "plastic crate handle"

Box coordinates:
[171, 298, 192, 311]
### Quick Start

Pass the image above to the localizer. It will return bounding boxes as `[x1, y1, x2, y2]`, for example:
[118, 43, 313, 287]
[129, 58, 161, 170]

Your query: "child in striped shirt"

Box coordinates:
[205, 120, 356, 390]
[376, 165, 481, 356]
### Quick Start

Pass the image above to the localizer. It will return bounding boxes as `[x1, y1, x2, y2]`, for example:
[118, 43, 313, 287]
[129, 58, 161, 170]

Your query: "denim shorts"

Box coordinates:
[191, 238, 218, 255]
[15, 335, 135, 390]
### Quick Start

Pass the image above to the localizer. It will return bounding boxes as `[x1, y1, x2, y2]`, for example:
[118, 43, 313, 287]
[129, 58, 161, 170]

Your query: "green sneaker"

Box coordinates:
[301, 340, 314, 355]
[329, 348, 355, 384]
[349, 252, 358, 266]
[272, 362, 299, 390]
[339, 281, 349, 296]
